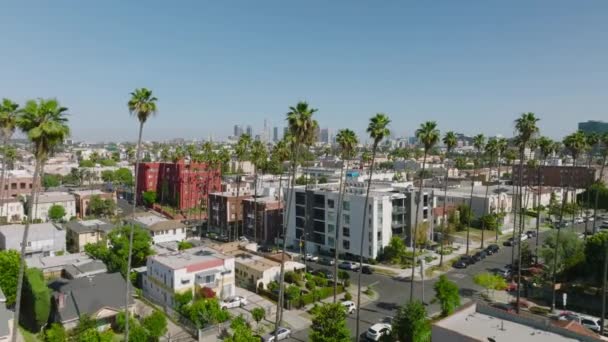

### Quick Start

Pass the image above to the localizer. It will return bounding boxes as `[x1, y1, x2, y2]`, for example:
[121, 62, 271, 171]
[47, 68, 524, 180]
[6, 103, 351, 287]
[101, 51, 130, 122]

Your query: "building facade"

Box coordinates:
[513, 165, 595, 189]
[136, 159, 221, 211]
[578, 120, 608, 135]
[65, 219, 115, 253]
[0, 222, 66, 258]
[128, 213, 188, 244]
[1, 170, 38, 198]
[208, 191, 253, 239]
[73, 190, 117, 218]
[0, 198, 24, 223]
[28, 192, 76, 222]
[143, 247, 236, 307]
[242, 197, 283, 243]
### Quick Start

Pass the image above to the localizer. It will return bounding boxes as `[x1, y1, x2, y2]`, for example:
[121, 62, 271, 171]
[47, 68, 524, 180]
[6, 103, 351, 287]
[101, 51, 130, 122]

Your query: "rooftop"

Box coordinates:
[72, 189, 109, 196]
[65, 219, 115, 234]
[0, 222, 64, 240]
[63, 260, 108, 279]
[130, 212, 168, 226]
[27, 252, 91, 270]
[151, 246, 230, 270]
[227, 250, 280, 272]
[32, 191, 75, 203]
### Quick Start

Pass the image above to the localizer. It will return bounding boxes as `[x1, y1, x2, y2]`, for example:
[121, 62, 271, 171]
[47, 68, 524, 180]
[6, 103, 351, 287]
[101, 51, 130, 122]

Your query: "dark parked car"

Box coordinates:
[473, 250, 487, 262]
[503, 237, 517, 246]
[318, 257, 335, 266]
[313, 269, 334, 280]
[258, 246, 274, 253]
[485, 244, 499, 255]
[362, 266, 374, 274]
[453, 256, 475, 269]
[525, 230, 537, 238]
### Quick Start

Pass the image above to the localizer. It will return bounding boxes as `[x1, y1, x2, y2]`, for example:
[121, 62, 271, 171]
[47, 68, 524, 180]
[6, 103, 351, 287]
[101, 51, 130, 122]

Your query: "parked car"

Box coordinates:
[580, 316, 601, 332]
[453, 256, 474, 269]
[503, 237, 517, 246]
[485, 244, 500, 255]
[262, 327, 291, 342]
[341, 300, 357, 314]
[519, 233, 528, 241]
[574, 217, 585, 224]
[313, 269, 334, 280]
[601, 221, 608, 229]
[258, 246, 274, 253]
[221, 296, 248, 309]
[492, 303, 515, 313]
[318, 257, 335, 266]
[473, 250, 488, 262]
[366, 323, 392, 341]
[525, 230, 537, 238]
[492, 268, 511, 278]
[338, 261, 360, 271]
[362, 265, 374, 274]
[305, 254, 319, 262]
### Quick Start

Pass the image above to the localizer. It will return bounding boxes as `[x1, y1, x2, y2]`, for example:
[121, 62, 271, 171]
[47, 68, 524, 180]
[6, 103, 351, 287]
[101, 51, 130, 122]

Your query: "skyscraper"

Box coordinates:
[579, 120, 608, 134]
[273, 127, 279, 142]
[246, 125, 253, 137]
[320, 128, 330, 144]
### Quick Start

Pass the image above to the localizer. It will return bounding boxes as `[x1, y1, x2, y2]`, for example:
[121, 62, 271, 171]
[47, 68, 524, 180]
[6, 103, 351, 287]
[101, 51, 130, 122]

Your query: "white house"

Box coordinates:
[0, 222, 66, 258]
[128, 212, 187, 244]
[0, 198, 24, 223]
[28, 192, 76, 222]
[143, 246, 236, 307]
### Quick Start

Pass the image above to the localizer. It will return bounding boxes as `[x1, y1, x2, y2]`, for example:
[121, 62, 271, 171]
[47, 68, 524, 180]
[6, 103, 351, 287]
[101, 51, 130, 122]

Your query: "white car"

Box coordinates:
[580, 316, 601, 332]
[575, 217, 584, 224]
[366, 323, 392, 341]
[262, 327, 291, 342]
[338, 261, 360, 271]
[220, 296, 248, 309]
[341, 300, 357, 314]
[519, 233, 528, 241]
[305, 253, 319, 262]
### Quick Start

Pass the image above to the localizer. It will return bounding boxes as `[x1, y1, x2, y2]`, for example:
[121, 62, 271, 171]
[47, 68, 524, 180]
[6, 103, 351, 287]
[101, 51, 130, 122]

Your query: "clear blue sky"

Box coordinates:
[1, 1, 606, 143]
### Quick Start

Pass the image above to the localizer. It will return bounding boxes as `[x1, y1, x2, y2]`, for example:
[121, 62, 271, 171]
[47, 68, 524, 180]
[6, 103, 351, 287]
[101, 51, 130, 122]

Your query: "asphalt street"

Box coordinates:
[288, 220, 601, 341]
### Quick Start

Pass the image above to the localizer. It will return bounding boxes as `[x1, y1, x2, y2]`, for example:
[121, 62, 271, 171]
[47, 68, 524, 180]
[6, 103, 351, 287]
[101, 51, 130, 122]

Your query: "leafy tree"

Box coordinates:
[310, 303, 350, 342]
[20, 268, 51, 332]
[185, 298, 230, 328]
[224, 315, 258, 342]
[128, 325, 149, 342]
[0, 250, 20, 306]
[43, 174, 61, 188]
[473, 272, 507, 299]
[114, 168, 134, 187]
[44, 323, 67, 342]
[178, 241, 193, 250]
[337, 271, 350, 287]
[142, 310, 167, 341]
[285, 284, 301, 300]
[393, 301, 431, 342]
[433, 275, 460, 317]
[99, 159, 117, 167]
[88, 195, 116, 217]
[100, 170, 115, 183]
[540, 230, 584, 275]
[382, 236, 407, 264]
[114, 311, 137, 333]
[519, 241, 533, 268]
[251, 307, 266, 329]
[174, 290, 193, 311]
[142, 190, 157, 207]
[79, 159, 95, 167]
[72, 314, 97, 338]
[584, 231, 608, 284]
[78, 328, 115, 342]
[457, 204, 473, 227]
[479, 214, 498, 232]
[48, 204, 66, 221]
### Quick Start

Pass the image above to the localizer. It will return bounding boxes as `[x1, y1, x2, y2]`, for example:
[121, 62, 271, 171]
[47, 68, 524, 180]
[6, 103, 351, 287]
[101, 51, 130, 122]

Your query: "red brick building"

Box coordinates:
[136, 160, 221, 211]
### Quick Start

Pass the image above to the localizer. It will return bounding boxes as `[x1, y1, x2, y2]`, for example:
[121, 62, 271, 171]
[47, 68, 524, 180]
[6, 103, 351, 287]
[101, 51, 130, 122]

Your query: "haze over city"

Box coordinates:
[1, 0, 607, 142]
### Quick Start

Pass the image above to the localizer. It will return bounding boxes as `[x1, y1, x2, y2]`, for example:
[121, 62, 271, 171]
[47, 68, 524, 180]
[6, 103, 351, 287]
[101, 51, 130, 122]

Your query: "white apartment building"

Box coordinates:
[128, 213, 187, 244]
[0, 222, 66, 258]
[286, 182, 434, 260]
[143, 246, 235, 307]
[28, 192, 76, 222]
[0, 198, 24, 223]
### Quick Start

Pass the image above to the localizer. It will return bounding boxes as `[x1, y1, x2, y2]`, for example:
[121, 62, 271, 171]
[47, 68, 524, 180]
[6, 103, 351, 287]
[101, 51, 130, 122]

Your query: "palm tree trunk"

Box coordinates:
[551, 180, 568, 311]
[439, 159, 450, 267]
[534, 159, 545, 264]
[570, 159, 577, 227]
[125, 121, 144, 341]
[0, 138, 9, 222]
[601, 236, 608, 335]
[11, 159, 41, 342]
[592, 154, 606, 234]
[356, 144, 378, 340]
[481, 160, 491, 249]
[583, 156, 593, 240]
[333, 160, 347, 302]
[466, 159, 478, 256]
[515, 149, 526, 313]
[253, 166, 258, 241]
[274, 147, 298, 341]
[510, 165, 519, 271]
[235, 170, 241, 242]
[410, 151, 428, 302]
[495, 154, 503, 243]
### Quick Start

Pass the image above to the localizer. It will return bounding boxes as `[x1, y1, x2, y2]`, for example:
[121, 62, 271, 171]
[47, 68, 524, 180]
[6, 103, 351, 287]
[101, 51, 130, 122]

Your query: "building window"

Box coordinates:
[343, 240, 350, 250]
[327, 224, 335, 233]
[423, 195, 429, 207]
[343, 214, 350, 225]
[328, 237, 335, 247]
[343, 201, 350, 211]
[423, 209, 428, 219]
[328, 199, 335, 209]
[342, 227, 350, 237]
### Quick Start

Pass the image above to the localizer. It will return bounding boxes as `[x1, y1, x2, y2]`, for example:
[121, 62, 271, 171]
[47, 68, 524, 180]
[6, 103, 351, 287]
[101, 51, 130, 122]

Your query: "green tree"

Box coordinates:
[310, 303, 350, 342]
[250, 140, 268, 242]
[473, 272, 507, 300]
[114, 168, 134, 187]
[142, 190, 157, 207]
[42, 174, 61, 188]
[114, 311, 137, 333]
[100, 170, 115, 183]
[142, 310, 168, 341]
[88, 196, 116, 217]
[0, 99, 20, 224]
[234, 134, 252, 240]
[21, 268, 51, 332]
[457, 204, 473, 227]
[44, 323, 66, 342]
[585, 232, 608, 284]
[185, 298, 230, 328]
[251, 307, 265, 330]
[439, 131, 458, 266]
[71, 314, 97, 338]
[0, 250, 20, 306]
[224, 316, 258, 342]
[356, 113, 391, 337]
[393, 301, 431, 342]
[382, 236, 407, 264]
[178, 241, 194, 250]
[48, 204, 66, 222]
[174, 291, 193, 312]
[79, 159, 95, 167]
[540, 230, 584, 276]
[433, 275, 460, 317]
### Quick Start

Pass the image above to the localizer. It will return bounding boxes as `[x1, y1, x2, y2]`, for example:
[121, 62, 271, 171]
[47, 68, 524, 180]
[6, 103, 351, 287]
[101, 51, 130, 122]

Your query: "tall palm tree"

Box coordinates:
[0, 99, 20, 221]
[513, 112, 540, 314]
[466, 134, 485, 254]
[534, 137, 554, 261]
[355, 114, 390, 339]
[483, 138, 499, 243]
[597, 133, 608, 334]
[234, 134, 251, 241]
[563, 131, 587, 226]
[333, 129, 358, 302]
[583, 133, 600, 237]
[270, 138, 291, 244]
[274, 102, 317, 341]
[439, 131, 457, 266]
[12, 99, 70, 342]
[250, 140, 268, 241]
[410, 121, 440, 296]
[594, 133, 608, 234]
[125, 88, 157, 340]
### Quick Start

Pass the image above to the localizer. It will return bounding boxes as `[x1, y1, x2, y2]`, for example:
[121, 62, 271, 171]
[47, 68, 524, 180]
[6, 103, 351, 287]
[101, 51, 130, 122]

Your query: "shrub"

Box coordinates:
[198, 287, 216, 299]
[343, 292, 352, 301]
[313, 276, 328, 287]
[306, 280, 317, 291]
[267, 281, 279, 292]
[529, 306, 551, 315]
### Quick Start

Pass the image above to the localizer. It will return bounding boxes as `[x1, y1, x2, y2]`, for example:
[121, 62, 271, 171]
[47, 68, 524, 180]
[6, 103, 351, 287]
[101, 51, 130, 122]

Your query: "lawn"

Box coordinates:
[452, 227, 495, 242]
[19, 327, 41, 342]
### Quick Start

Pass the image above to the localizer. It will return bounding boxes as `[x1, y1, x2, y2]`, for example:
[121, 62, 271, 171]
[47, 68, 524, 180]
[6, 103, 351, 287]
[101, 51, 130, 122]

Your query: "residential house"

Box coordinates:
[65, 219, 115, 253]
[143, 246, 235, 307]
[0, 198, 24, 223]
[72, 190, 117, 218]
[49, 273, 134, 330]
[0, 223, 66, 258]
[27, 253, 104, 279]
[28, 192, 76, 222]
[128, 213, 187, 244]
[1, 169, 37, 198]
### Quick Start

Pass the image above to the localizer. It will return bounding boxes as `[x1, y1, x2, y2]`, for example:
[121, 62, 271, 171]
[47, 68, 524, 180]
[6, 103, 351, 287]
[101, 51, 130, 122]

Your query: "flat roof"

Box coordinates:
[151, 246, 231, 270]
[72, 189, 108, 196]
[66, 219, 115, 234]
[0, 222, 64, 240]
[131, 213, 168, 226]
[227, 250, 279, 272]
[33, 191, 75, 203]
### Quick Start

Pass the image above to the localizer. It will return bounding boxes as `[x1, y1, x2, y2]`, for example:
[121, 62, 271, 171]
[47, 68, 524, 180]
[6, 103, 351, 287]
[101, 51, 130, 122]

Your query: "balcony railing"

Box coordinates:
[392, 207, 407, 214]
[392, 221, 405, 227]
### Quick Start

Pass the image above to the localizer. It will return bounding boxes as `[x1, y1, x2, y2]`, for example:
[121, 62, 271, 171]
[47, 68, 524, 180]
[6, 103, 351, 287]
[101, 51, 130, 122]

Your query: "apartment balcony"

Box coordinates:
[212, 205, 220, 211]
[391, 221, 406, 228]
[392, 207, 407, 215]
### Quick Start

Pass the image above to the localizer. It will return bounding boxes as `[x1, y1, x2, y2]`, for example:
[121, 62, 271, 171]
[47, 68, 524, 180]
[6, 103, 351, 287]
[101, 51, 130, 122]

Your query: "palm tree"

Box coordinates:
[333, 129, 358, 302]
[597, 133, 608, 334]
[410, 121, 440, 296]
[534, 137, 554, 261]
[234, 134, 251, 241]
[250, 140, 268, 241]
[563, 131, 587, 226]
[0, 99, 20, 221]
[439, 131, 457, 266]
[356, 113, 390, 339]
[125, 88, 157, 340]
[274, 102, 318, 341]
[465, 134, 485, 254]
[583, 133, 600, 237]
[513, 112, 540, 314]
[270, 138, 291, 244]
[483, 138, 499, 243]
[12, 99, 70, 342]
